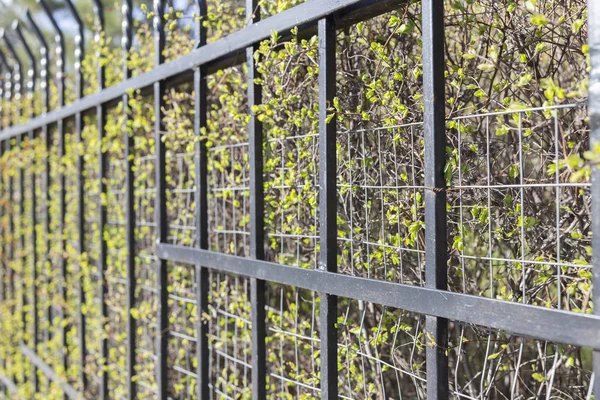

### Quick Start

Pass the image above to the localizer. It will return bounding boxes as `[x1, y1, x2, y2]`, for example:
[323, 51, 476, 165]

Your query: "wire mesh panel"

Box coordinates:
[337, 124, 426, 284]
[132, 95, 160, 397]
[63, 121, 82, 387]
[45, 125, 66, 395]
[259, 31, 320, 270]
[265, 284, 320, 398]
[447, 105, 591, 309]
[104, 104, 130, 398]
[80, 112, 102, 397]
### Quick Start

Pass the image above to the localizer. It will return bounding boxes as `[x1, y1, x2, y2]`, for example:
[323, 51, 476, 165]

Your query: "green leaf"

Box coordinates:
[509, 164, 519, 179]
[566, 154, 582, 169]
[496, 125, 509, 136]
[530, 14, 548, 27]
[516, 73, 533, 87]
[532, 372, 545, 383]
[572, 19, 584, 33]
[477, 64, 495, 72]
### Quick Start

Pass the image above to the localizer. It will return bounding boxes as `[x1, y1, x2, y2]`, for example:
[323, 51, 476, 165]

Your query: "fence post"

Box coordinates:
[2, 28, 27, 388]
[422, 0, 449, 399]
[6, 31, 27, 380]
[317, 16, 337, 400]
[152, 1, 168, 398]
[121, 1, 137, 399]
[91, 1, 109, 397]
[13, 19, 38, 394]
[25, 12, 48, 117]
[0, 51, 9, 396]
[32, 0, 67, 388]
[588, 0, 600, 396]
[25, 12, 49, 394]
[64, 0, 88, 392]
[36, 6, 64, 380]
[26, 10, 49, 393]
[193, 0, 210, 398]
[246, 0, 267, 398]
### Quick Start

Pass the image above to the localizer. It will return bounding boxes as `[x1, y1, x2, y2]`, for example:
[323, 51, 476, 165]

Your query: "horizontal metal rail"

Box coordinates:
[156, 243, 600, 350]
[19, 344, 81, 399]
[0, 0, 400, 142]
[0, 375, 17, 394]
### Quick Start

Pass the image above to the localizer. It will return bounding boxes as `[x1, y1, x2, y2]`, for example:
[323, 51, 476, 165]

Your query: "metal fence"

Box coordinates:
[0, 0, 598, 399]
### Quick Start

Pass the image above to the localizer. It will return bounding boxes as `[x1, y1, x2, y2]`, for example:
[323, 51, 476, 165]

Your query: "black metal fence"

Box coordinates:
[0, 0, 598, 399]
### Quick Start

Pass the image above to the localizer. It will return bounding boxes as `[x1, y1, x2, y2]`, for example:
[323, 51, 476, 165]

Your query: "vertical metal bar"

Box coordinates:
[77, 17, 87, 400]
[58, 21, 66, 382]
[193, 0, 209, 397]
[18, 130, 26, 336]
[32, 6, 69, 387]
[0, 70, 3, 338]
[0, 29, 27, 344]
[3, 29, 27, 388]
[0, 56, 10, 395]
[1, 49, 15, 389]
[64, 0, 87, 391]
[246, 0, 266, 398]
[27, 11, 50, 394]
[38, 3, 64, 372]
[57, 72, 67, 400]
[93, 1, 109, 396]
[0, 117, 2, 398]
[587, 0, 600, 396]
[317, 16, 337, 400]
[122, 1, 136, 398]
[6, 73, 15, 387]
[422, 0, 449, 398]
[26, 7, 49, 335]
[14, 19, 39, 393]
[7, 138, 13, 336]
[153, 1, 168, 398]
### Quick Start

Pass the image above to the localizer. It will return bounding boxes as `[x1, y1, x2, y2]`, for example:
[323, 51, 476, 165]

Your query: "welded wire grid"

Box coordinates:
[105, 108, 130, 398]
[337, 123, 426, 284]
[80, 115, 102, 397]
[264, 133, 319, 269]
[0, 139, 21, 390]
[45, 126, 65, 394]
[158, 66, 254, 399]
[140, 36, 593, 400]
[260, 31, 320, 271]
[32, 132, 48, 388]
[149, 55, 590, 400]
[133, 111, 160, 398]
[15, 135, 33, 390]
[447, 104, 591, 307]
[61, 125, 81, 386]
[446, 103, 593, 399]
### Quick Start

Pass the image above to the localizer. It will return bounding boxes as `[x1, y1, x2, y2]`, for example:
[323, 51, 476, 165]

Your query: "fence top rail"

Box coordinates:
[0, 0, 399, 143]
